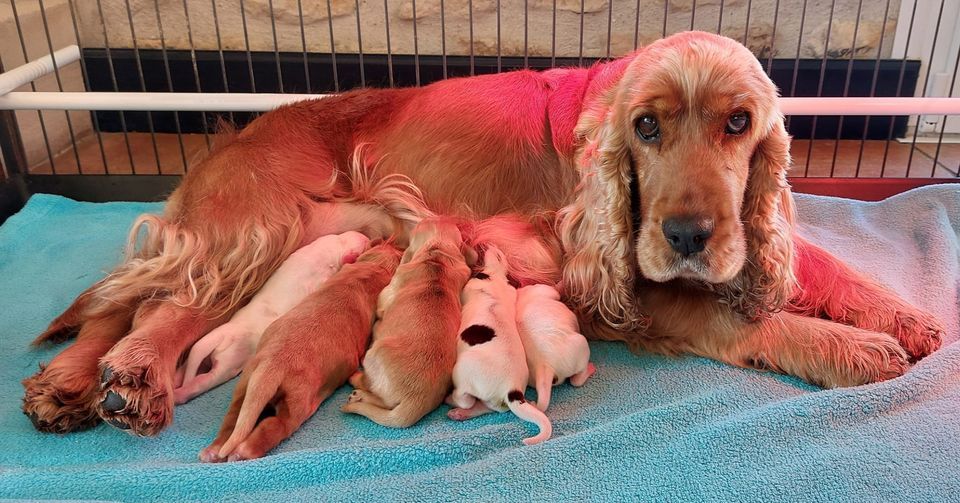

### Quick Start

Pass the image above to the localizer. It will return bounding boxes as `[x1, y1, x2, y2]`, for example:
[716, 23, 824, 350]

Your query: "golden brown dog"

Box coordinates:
[24, 31, 943, 437]
[341, 218, 475, 427]
[199, 243, 401, 462]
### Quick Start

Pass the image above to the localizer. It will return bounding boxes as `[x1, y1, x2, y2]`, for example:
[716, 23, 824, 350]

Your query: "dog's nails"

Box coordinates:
[106, 418, 131, 430]
[26, 411, 45, 429]
[100, 366, 114, 385]
[101, 391, 127, 412]
[227, 453, 245, 463]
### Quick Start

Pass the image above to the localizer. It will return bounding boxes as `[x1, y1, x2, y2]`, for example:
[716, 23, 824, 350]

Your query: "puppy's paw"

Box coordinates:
[447, 408, 471, 421]
[347, 390, 363, 404]
[199, 445, 225, 463]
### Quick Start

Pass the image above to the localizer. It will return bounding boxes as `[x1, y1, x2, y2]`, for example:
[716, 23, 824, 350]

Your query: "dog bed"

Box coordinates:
[1, 186, 958, 502]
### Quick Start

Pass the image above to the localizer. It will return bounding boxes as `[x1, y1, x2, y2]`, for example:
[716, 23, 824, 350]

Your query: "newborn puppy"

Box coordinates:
[200, 243, 401, 462]
[516, 284, 596, 412]
[447, 246, 552, 446]
[173, 231, 370, 404]
[341, 218, 475, 427]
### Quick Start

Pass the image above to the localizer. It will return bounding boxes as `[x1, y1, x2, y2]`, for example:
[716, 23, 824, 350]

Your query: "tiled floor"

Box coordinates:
[28, 132, 960, 179]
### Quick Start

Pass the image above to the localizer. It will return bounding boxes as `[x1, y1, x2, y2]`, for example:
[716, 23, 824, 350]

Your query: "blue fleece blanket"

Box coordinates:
[1, 188, 959, 502]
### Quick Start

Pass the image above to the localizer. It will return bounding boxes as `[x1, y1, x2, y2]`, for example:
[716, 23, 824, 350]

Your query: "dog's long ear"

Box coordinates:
[714, 117, 797, 320]
[558, 89, 647, 335]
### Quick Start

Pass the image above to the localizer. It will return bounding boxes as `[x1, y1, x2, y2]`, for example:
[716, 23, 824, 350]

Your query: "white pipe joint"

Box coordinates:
[0, 45, 81, 96]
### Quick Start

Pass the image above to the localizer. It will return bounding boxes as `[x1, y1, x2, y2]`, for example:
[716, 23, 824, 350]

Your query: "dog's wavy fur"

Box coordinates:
[24, 31, 944, 437]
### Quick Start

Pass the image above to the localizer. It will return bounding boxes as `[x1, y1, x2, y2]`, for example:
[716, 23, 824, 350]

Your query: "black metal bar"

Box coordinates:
[267, 0, 285, 92]
[384, 0, 395, 86]
[854, 0, 892, 178]
[37, 0, 82, 173]
[880, 0, 918, 177]
[828, 0, 864, 178]
[297, 0, 312, 92]
[10, 0, 57, 174]
[181, 0, 211, 149]
[124, 0, 163, 173]
[24, 175, 182, 203]
[211, 0, 236, 123]
[354, 0, 366, 85]
[152, 0, 189, 172]
[802, 0, 836, 177]
[785, 0, 809, 134]
[413, 0, 422, 84]
[905, 0, 946, 177]
[67, 0, 109, 174]
[326, 0, 341, 91]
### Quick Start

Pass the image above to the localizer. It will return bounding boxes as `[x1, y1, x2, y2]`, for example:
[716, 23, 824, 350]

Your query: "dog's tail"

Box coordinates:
[505, 389, 552, 445]
[217, 368, 281, 459]
[533, 365, 555, 412]
[341, 396, 432, 429]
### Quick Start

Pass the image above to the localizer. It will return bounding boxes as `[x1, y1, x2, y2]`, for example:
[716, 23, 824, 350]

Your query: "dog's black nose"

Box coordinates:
[662, 217, 713, 257]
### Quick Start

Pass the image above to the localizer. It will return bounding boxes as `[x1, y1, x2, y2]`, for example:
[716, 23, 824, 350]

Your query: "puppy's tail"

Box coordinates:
[341, 397, 432, 429]
[533, 365, 555, 412]
[217, 368, 281, 459]
[506, 389, 552, 445]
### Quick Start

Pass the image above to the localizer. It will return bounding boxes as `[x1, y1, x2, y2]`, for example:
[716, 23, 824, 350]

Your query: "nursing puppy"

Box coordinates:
[173, 231, 371, 404]
[341, 218, 475, 427]
[447, 246, 552, 446]
[516, 284, 595, 412]
[200, 243, 401, 462]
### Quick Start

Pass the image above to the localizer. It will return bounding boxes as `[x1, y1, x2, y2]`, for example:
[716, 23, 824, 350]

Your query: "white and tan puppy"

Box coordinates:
[341, 218, 475, 427]
[516, 284, 595, 412]
[447, 246, 552, 446]
[173, 231, 371, 404]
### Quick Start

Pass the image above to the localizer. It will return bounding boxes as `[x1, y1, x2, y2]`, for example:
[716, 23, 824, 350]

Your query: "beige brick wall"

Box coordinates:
[73, 0, 899, 60]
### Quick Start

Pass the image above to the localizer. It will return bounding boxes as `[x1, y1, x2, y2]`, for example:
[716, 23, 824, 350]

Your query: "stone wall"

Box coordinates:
[74, 0, 900, 60]
[1, 0, 902, 170]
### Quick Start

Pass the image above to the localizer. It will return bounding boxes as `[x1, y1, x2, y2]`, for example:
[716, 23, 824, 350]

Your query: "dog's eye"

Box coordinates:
[635, 116, 660, 142]
[725, 112, 749, 135]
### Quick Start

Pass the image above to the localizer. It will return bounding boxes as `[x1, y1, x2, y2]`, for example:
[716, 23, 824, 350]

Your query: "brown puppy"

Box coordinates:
[200, 243, 401, 462]
[342, 219, 475, 427]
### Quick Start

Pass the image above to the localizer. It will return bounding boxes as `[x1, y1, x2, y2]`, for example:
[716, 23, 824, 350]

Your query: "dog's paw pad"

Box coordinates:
[100, 391, 127, 413]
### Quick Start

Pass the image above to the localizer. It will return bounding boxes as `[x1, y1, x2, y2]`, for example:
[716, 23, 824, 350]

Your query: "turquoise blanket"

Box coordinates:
[1, 188, 958, 502]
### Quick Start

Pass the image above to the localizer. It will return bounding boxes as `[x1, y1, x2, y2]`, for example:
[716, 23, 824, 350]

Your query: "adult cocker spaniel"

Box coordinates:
[23, 31, 943, 437]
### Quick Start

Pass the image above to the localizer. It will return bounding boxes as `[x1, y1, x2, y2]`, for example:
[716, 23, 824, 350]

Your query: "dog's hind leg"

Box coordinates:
[22, 307, 132, 433]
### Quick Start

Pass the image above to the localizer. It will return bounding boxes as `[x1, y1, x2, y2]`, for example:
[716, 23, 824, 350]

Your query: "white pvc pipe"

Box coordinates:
[0, 45, 81, 96]
[778, 97, 960, 116]
[0, 91, 959, 116]
[0, 91, 322, 112]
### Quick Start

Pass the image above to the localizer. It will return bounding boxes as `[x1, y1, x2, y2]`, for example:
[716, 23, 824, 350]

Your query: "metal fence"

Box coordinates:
[0, 0, 959, 196]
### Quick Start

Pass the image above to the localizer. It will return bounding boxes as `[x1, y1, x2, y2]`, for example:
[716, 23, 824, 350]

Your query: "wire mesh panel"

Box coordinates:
[0, 0, 957, 181]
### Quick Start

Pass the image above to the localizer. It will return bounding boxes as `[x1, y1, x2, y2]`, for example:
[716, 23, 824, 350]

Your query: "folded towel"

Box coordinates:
[1, 188, 958, 502]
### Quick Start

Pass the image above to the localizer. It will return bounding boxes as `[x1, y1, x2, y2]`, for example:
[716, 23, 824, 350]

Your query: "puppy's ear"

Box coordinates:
[558, 84, 647, 334]
[713, 117, 796, 320]
[460, 243, 479, 268]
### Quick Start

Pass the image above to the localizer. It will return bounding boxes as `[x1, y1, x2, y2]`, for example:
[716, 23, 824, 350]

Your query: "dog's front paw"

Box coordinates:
[816, 330, 909, 388]
[96, 339, 173, 436]
[890, 308, 944, 362]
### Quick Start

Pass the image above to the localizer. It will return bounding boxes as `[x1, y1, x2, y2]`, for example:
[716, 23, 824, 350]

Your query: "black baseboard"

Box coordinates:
[0, 177, 28, 225]
[24, 175, 181, 204]
[81, 49, 920, 140]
